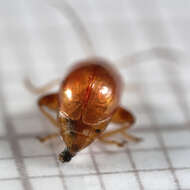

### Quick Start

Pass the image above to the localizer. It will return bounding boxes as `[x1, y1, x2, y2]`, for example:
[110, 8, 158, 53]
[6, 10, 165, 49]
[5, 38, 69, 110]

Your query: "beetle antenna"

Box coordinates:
[44, 0, 96, 57]
[24, 78, 61, 95]
[116, 47, 188, 67]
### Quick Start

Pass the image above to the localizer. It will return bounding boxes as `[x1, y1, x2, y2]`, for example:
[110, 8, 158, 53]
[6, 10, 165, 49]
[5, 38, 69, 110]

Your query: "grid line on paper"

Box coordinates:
[0, 136, 190, 160]
[89, 148, 106, 190]
[126, 147, 144, 190]
[128, 2, 190, 188]
[134, 36, 181, 190]
[0, 166, 190, 181]
[127, 26, 182, 189]
[158, 53, 182, 189]
[0, 79, 32, 189]
[40, 119, 68, 190]
[135, 20, 182, 190]
[122, 3, 179, 190]
[1, 121, 189, 136]
[132, 67, 182, 190]
[152, 11, 188, 190]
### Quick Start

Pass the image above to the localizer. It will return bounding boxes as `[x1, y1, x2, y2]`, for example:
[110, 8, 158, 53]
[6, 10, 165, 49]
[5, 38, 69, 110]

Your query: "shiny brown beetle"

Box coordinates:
[24, 0, 182, 163]
[26, 58, 141, 163]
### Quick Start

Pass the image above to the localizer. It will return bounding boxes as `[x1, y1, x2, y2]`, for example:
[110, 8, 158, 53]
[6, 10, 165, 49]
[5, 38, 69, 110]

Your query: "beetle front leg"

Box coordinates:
[37, 133, 59, 143]
[37, 93, 60, 143]
[38, 93, 59, 127]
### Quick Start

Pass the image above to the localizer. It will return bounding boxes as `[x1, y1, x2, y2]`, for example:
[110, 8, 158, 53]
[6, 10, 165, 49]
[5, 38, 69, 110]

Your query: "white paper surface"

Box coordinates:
[0, 0, 190, 190]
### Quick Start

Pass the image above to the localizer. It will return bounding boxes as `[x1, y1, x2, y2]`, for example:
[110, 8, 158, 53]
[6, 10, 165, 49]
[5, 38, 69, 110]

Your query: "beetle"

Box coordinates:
[26, 58, 141, 163]
[24, 1, 180, 163]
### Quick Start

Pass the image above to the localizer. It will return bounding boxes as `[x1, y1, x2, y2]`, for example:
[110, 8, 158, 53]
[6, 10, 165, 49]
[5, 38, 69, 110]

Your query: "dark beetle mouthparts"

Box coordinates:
[59, 150, 73, 163]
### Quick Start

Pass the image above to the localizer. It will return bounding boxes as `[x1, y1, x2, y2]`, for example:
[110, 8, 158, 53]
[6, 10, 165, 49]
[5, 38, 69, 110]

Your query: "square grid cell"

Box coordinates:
[0, 140, 13, 158]
[19, 138, 53, 157]
[65, 175, 102, 190]
[60, 154, 97, 175]
[0, 159, 20, 179]
[168, 149, 190, 168]
[175, 169, 190, 189]
[161, 130, 190, 148]
[24, 157, 59, 177]
[0, 180, 24, 190]
[102, 173, 140, 190]
[95, 152, 133, 173]
[30, 177, 64, 190]
[12, 116, 46, 135]
[139, 171, 177, 190]
[132, 150, 169, 170]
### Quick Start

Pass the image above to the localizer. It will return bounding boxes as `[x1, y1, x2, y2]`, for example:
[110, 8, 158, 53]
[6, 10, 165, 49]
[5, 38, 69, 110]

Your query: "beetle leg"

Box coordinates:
[24, 78, 61, 95]
[98, 107, 141, 146]
[37, 93, 61, 143]
[111, 106, 135, 126]
[112, 106, 142, 143]
[121, 131, 142, 143]
[98, 125, 141, 147]
[98, 137, 126, 147]
[38, 93, 59, 128]
[37, 133, 59, 143]
[98, 125, 130, 147]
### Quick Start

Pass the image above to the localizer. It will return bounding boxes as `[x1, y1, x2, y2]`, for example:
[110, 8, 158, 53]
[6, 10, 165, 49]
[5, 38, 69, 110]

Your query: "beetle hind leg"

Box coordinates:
[98, 107, 142, 147]
[121, 130, 142, 143]
[112, 106, 142, 143]
[98, 137, 126, 147]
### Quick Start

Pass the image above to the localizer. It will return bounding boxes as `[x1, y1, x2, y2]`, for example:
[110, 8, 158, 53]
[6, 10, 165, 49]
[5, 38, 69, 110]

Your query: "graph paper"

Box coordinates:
[0, 0, 190, 190]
